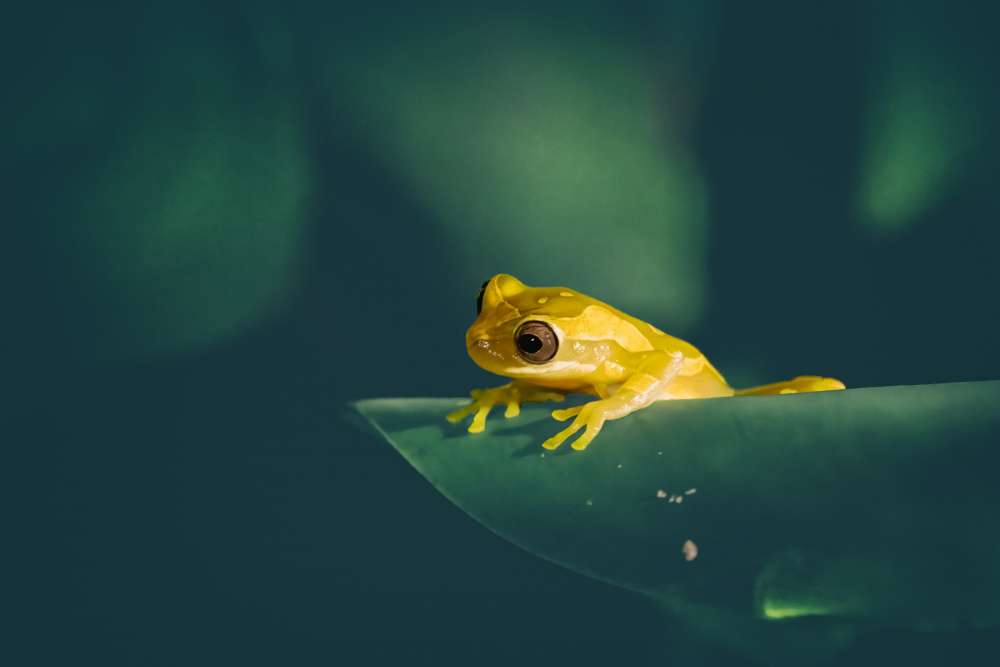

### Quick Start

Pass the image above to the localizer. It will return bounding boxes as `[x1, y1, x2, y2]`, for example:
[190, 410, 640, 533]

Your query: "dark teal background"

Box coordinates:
[4, 1, 999, 664]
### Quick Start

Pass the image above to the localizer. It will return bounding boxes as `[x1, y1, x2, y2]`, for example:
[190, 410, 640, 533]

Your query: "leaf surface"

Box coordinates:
[350, 381, 1000, 627]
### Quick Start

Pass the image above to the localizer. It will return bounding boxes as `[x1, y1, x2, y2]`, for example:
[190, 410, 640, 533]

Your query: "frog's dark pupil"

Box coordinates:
[476, 280, 490, 315]
[518, 334, 543, 353]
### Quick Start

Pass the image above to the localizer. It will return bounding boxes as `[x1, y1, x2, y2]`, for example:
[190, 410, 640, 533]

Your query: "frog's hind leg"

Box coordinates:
[735, 376, 845, 396]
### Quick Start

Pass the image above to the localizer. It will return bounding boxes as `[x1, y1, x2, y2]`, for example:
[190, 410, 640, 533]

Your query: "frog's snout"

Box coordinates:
[466, 333, 507, 368]
[469, 337, 494, 358]
[465, 326, 487, 350]
[465, 326, 487, 353]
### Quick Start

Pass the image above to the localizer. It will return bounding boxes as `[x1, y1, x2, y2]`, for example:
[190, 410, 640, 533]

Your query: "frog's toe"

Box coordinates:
[542, 421, 582, 450]
[446, 403, 477, 423]
[503, 402, 521, 418]
[551, 405, 584, 422]
[469, 406, 494, 433]
[569, 415, 606, 450]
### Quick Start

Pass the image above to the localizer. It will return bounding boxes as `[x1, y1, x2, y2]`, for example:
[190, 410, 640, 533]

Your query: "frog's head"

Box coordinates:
[463, 274, 606, 382]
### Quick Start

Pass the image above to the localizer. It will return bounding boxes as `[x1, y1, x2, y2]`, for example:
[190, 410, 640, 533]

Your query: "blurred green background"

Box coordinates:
[4, 1, 999, 664]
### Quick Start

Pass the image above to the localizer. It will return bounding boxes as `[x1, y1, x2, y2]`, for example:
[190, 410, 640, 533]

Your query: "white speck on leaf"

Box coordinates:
[683, 540, 698, 561]
[684, 488, 696, 495]
[656, 490, 667, 498]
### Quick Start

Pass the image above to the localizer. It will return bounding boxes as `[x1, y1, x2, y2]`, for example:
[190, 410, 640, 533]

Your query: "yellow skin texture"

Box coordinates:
[447, 275, 845, 451]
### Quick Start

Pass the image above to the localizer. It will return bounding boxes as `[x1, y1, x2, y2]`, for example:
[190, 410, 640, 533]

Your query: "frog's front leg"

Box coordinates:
[544, 351, 683, 451]
[446, 380, 568, 433]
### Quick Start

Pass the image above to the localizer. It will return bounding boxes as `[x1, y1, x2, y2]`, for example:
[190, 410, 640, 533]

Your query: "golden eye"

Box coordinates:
[476, 279, 490, 315]
[515, 320, 558, 363]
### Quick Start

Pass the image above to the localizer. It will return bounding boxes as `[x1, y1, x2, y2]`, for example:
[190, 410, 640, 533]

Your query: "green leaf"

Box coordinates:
[349, 382, 1000, 630]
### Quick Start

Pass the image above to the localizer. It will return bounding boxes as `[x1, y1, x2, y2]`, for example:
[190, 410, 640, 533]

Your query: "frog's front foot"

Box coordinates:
[447, 383, 566, 433]
[445, 388, 508, 433]
[543, 402, 607, 451]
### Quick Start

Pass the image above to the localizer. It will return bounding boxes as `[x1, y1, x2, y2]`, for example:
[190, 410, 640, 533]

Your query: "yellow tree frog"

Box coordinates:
[447, 274, 844, 451]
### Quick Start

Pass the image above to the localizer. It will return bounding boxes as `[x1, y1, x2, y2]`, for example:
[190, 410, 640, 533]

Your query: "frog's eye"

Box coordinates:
[515, 320, 558, 364]
[476, 279, 490, 315]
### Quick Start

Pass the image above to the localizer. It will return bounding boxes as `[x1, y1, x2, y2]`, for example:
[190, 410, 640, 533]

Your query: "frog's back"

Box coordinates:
[599, 301, 735, 398]
[588, 297, 701, 359]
